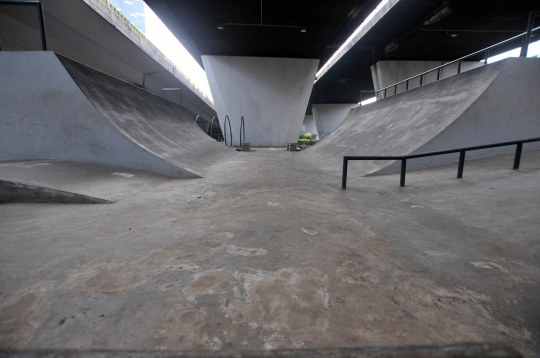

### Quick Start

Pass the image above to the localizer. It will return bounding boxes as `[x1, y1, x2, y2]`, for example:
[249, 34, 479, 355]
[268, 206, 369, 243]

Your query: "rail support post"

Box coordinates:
[513, 143, 523, 169]
[457, 150, 466, 178]
[342, 158, 348, 189]
[400, 159, 407, 187]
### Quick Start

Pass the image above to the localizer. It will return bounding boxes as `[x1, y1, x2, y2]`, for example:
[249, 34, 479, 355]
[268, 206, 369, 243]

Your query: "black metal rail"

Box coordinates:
[223, 115, 233, 147]
[341, 137, 540, 189]
[207, 116, 220, 141]
[239, 116, 246, 147]
[0, 1, 47, 51]
[375, 22, 540, 100]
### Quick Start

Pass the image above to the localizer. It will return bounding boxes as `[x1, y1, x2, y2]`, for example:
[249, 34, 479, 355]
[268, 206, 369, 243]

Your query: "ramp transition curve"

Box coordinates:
[306, 57, 540, 176]
[0, 52, 230, 179]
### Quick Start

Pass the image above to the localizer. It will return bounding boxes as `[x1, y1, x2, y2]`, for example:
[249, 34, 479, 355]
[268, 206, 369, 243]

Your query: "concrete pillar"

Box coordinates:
[202, 56, 319, 147]
[371, 60, 484, 96]
[312, 103, 359, 140]
[301, 115, 318, 139]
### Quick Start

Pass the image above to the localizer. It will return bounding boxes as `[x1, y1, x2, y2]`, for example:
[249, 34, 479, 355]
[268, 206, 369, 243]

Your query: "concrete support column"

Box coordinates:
[371, 60, 485, 96]
[312, 103, 359, 140]
[202, 56, 319, 146]
[301, 115, 319, 139]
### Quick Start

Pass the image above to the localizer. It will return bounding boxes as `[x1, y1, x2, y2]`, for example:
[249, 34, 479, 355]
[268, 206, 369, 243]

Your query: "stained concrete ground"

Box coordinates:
[0, 149, 539, 357]
[0, 160, 170, 203]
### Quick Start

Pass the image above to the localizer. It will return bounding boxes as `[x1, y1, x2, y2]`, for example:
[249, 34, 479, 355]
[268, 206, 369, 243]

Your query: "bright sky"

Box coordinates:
[486, 39, 540, 63]
[143, 3, 213, 102]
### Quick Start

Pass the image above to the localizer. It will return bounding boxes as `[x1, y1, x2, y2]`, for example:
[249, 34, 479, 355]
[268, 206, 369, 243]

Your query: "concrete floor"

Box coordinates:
[0, 149, 539, 357]
[0, 160, 170, 203]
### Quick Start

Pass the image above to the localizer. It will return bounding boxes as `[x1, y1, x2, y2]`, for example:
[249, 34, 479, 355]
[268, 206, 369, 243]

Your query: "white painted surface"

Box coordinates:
[0, 52, 219, 178]
[371, 60, 484, 96]
[202, 56, 319, 146]
[312, 104, 359, 140]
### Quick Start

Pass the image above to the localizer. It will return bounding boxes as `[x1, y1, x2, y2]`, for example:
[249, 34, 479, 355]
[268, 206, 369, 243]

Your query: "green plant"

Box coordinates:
[304, 132, 312, 139]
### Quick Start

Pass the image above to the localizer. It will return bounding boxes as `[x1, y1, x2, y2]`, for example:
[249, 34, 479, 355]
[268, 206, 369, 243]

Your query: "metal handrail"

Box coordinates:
[341, 137, 540, 189]
[239, 116, 246, 147]
[0, 1, 47, 51]
[376, 25, 540, 99]
[195, 115, 208, 133]
[223, 115, 233, 147]
[209, 116, 217, 136]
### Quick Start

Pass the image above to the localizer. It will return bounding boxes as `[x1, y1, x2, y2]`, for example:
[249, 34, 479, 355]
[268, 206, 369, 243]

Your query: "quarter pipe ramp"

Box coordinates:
[0, 52, 230, 179]
[307, 57, 540, 176]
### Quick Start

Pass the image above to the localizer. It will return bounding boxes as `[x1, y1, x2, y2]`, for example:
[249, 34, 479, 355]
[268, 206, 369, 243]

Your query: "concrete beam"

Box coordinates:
[203, 56, 319, 147]
[301, 115, 319, 139]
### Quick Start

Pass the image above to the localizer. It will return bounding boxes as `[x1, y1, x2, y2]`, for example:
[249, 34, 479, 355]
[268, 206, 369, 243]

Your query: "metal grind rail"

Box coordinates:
[376, 21, 540, 100]
[341, 137, 540, 189]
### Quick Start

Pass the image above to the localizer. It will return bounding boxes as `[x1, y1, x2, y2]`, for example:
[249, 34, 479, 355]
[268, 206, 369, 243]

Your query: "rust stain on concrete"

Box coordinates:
[154, 305, 222, 350]
[0, 282, 52, 349]
[221, 267, 329, 349]
[226, 245, 267, 256]
[183, 269, 237, 301]
[65, 233, 233, 294]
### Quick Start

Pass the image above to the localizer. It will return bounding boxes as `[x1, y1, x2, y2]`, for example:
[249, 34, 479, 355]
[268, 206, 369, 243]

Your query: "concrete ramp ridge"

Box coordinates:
[0, 52, 231, 179]
[306, 57, 540, 175]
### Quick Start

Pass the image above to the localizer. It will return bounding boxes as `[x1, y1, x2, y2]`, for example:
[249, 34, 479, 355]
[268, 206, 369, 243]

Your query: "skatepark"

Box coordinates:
[1, 0, 540, 357]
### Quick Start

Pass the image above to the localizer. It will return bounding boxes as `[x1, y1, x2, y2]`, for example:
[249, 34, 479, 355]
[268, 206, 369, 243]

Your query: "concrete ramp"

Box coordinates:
[306, 58, 540, 175]
[0, 52, 230, 178]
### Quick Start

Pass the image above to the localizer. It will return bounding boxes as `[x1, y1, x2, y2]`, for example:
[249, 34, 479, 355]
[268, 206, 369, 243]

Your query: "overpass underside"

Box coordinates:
[1, 24, 540, 358]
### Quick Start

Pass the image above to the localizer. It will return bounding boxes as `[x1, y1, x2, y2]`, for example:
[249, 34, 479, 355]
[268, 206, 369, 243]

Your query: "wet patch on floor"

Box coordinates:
[221, 267, 329, 349]
[154, 305, 222, 350]
[226, 246, 267, 256]
[335, 261, 377, 285]
[65, 233, 233, 294]
[183, 269, 237, 301]
[0, 282, 52, 349]
[159, 282, 182, 295]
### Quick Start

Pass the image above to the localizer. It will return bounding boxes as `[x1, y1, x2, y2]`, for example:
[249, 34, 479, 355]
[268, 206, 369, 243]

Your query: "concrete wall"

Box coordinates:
[301, 115, 319, 139]
[371, 60, 484, 97]
[312, 103, 359, 140]
[202, 56, 319, 147]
